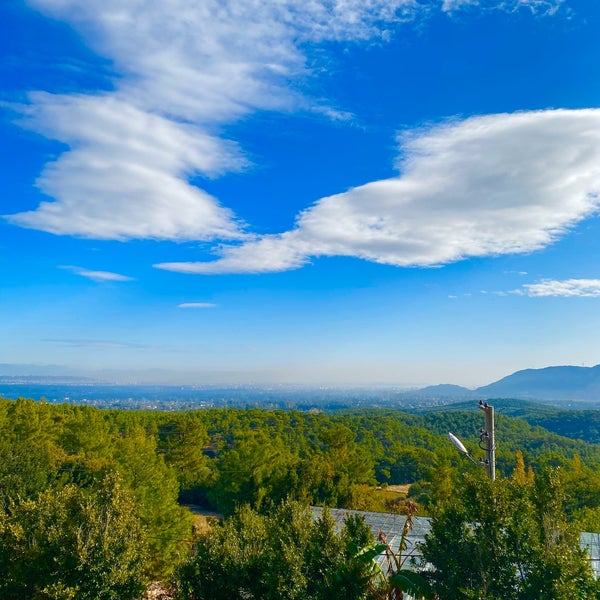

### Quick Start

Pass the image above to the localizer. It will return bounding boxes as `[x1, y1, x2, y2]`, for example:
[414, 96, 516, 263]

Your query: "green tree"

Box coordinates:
[114, 425, 193, 578]
[316, 423, 376, 506]
[208, 429, 299, 515]
[0, 398, 66, 507]
[0, 472, 147, 600]
[176, 501, 373, 600]
[57, 405, 115, 486]
[157, 415, 215, 502]
[420, 469, 598, 599]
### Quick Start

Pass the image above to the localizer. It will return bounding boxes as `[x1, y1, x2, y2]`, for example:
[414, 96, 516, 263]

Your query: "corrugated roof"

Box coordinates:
[312, 507, 600, 578]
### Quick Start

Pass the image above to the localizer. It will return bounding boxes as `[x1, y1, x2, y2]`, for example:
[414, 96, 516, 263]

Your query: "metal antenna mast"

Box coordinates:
[478, 401, 495, 481]
[448, 401, 496, 480]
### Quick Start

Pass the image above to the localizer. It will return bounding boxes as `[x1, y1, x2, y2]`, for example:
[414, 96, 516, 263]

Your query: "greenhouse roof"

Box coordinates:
[311, 507, 600, 578]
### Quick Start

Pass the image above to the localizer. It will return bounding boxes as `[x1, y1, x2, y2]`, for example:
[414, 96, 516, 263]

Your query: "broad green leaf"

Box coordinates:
[389, 569, 434, 600]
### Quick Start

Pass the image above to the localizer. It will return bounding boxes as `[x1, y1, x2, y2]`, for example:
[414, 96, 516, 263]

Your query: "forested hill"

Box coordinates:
[413, 398, 600, 444]
[2, 396, 600, 516]
[4, 396, 600, 596]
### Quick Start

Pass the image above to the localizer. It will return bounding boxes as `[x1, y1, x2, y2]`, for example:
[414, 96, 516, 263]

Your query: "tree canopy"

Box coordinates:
[2, 395, 600, 597]
[420, 469, 599, 599]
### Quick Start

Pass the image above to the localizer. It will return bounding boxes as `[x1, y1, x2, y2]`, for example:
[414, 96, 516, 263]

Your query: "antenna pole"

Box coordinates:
[479, 402, 496, 481]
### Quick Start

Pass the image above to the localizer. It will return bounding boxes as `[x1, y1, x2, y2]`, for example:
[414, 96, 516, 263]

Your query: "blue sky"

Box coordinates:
[3, 0, 600, 386]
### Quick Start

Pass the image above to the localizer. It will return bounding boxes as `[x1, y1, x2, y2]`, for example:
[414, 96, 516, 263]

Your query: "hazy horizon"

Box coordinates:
[3, 360, 599, 390]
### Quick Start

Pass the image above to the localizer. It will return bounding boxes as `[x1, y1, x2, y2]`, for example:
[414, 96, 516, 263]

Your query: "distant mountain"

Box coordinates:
[401, 365, 600, 405]
[475, 365, 600, 402]
[403, 384, 476, 398]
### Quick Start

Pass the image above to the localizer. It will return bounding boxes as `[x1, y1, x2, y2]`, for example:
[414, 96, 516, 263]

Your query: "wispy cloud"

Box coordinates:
[442, 0, 479, 12]
[7, 0, 416, 240]
[519, 278, 600, 297]
[7, 0, 566, 242]
[45, 338, 146, 349]
[442, 0, 564, 14]
[61, 265, 133, 282]
[156, 109, 600, 274]
[178, 302, 217, 309]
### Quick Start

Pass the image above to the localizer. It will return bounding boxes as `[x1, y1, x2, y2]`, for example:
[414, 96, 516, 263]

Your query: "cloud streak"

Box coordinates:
[442, 0, 564, 14]
[7, 0, 566, 243]
[61, 265, 133, 282]
[157, 109, 600, 274]
[45, 338, 146, 349]
[520, 279, 600, 297]
[178, 302, 217, 309]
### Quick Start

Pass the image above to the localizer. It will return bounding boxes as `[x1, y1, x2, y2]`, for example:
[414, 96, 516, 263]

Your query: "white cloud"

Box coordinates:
[8, 0, 417, 240]
[61, 265, 133, 282]
[7, 93, 245, 240]
[156, 109, 600, 274]
[520, 279, 600, 297]
[7, 0, 566, 242]
[158, 233, 311, 274]
[178, 302, 217, 309]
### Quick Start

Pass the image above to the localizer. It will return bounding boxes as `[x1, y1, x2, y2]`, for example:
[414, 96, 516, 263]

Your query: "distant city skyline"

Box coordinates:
[3, 1, 600, 387]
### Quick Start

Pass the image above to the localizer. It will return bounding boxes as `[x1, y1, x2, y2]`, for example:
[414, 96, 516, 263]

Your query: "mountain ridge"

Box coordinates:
[396, 364, 600, 405]
[474, 364, 600, 401]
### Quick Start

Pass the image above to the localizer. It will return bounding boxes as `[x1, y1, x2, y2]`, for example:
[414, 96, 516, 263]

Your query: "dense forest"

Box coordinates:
[2, 396, 600, 598]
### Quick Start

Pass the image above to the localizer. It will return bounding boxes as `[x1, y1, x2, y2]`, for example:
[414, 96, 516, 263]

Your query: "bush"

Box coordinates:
[176, 500, 373, 600]
[0, 472, 147, 600]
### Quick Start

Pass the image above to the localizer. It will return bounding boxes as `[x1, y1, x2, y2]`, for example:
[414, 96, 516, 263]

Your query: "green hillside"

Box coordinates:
[413, 398, 600, 445]
[2, 396, 600, 598]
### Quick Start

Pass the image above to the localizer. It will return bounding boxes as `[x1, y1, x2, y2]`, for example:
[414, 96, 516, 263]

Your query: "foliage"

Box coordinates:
[175, 501, 374, 600]
[0, 398, 66, 507]
[157, 415, 214, 502]
[0, 398, 193, 580]
[419, 398, 600, 444]
[207, 429, 300, 515]
[114, 425, 194, 578]
[3, 396, 600, 593]
[420, 469, 599, 599]
[0, 472, 147, 600]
